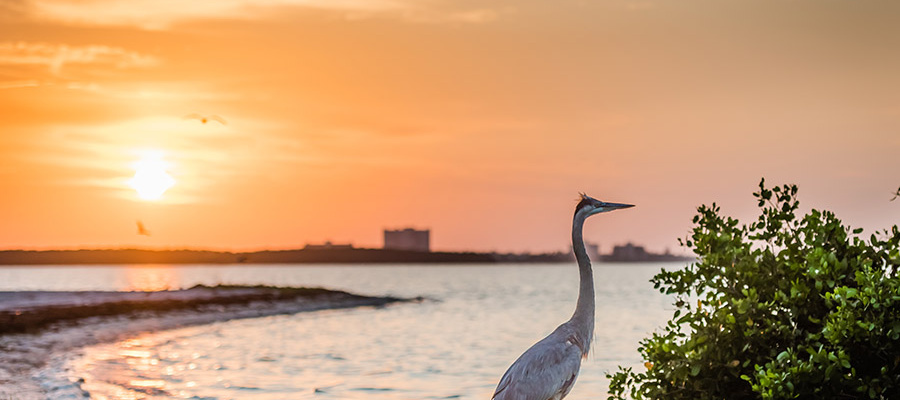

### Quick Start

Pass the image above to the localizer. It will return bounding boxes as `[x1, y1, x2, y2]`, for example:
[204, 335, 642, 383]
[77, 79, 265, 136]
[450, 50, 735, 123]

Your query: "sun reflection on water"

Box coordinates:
[123, 265, 180, 292]
[127, 379, 165, 389]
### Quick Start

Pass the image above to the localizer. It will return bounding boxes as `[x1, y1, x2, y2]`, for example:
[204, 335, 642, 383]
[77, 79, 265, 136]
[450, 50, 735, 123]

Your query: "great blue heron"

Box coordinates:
[492, 194, 634, 400]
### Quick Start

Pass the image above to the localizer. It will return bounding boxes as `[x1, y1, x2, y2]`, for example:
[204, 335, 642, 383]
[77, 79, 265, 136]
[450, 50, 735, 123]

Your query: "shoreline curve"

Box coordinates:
[0, 285, 416, 399]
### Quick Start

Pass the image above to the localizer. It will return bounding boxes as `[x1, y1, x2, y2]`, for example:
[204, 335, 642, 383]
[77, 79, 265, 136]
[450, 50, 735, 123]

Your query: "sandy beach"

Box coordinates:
[0, 285, 411, 399]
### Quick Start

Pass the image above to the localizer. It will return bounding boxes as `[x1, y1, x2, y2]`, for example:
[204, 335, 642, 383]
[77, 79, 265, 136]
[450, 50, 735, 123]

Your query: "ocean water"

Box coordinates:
[0, 263, 683, 399]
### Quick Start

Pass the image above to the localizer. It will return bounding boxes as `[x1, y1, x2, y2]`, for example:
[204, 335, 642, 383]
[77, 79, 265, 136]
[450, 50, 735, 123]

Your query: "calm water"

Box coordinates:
[0, 263, 683, 399]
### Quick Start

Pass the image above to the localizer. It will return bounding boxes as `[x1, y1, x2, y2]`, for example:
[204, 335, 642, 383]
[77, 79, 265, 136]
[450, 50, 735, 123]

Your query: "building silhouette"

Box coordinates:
[605, 243, 650, 262]
[570, 242, 601, 261]
[383, 228, 430, 252]
[303, 241, 353, 250]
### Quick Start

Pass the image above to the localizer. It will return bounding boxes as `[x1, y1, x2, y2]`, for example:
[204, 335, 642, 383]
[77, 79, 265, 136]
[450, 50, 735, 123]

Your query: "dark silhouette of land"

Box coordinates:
[0, 284, 411, 335]
[0, 245, 691, 265]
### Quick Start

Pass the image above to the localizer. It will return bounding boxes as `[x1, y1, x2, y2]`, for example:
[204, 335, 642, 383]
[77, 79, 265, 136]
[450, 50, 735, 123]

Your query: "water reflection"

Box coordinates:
[123, 265, 180, 291]
[63, 264, 680, 399]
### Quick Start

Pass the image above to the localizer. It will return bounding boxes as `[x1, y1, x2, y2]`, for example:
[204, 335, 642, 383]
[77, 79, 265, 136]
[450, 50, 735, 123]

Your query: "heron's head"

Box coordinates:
[575, 193, 634, 218]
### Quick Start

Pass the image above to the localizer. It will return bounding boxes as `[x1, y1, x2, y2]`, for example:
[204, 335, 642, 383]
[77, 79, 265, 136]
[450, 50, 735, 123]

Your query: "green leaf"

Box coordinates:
[776, 351, 790, 362]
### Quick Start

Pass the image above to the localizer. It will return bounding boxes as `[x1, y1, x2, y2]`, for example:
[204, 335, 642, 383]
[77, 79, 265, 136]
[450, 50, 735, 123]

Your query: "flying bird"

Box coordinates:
[136, 220, 150, 236]
[184, 113, 227, 125]
[891, 187, 900, 201]
[492, 193, 634, 400]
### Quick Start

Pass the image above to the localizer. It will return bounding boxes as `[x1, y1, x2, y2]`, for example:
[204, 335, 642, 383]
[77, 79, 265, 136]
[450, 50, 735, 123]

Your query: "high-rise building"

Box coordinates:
[570, 242, 601, 261]
[383, 228, 430, 252]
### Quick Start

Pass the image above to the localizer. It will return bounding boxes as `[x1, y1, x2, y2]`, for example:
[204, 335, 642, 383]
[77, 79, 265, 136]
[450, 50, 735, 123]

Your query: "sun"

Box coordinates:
[128, 153, 175, 201]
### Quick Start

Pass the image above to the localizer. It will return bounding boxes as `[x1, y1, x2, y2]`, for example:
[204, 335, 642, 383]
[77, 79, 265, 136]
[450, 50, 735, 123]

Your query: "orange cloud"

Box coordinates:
[26, 0, 504, 29]
[30, 0, 398, 29]
[0, 41, 159, 75]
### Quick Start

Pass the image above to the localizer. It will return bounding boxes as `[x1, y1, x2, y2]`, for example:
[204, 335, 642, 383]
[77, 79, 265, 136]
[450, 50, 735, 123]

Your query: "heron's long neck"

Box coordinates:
[570, 212, 594, 353]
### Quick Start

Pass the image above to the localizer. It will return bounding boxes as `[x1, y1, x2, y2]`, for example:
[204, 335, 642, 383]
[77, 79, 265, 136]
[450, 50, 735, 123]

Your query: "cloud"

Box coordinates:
[405, 7, 503, 24]
[30, 0, 402, 29]
[0, 80, 41, 90]
[26, 0, 503, 29]
[448, 8, 500, 23]
[24, 116, 309, 204]
[0, 41, 160, 75]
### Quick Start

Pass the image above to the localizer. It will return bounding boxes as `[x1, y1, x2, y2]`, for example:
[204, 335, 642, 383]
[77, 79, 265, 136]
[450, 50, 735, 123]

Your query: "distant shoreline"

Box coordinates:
[0, 247, 693, 265]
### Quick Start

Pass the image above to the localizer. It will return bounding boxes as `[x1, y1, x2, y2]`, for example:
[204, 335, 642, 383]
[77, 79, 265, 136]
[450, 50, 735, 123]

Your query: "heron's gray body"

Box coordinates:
[491, 195, 632, 400]
[491, 322, 588, 400]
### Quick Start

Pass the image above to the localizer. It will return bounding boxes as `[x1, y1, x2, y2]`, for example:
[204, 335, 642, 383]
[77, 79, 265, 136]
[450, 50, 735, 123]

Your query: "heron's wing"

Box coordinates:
[492, 336, 583, 400]
[208, 115, 227, 124]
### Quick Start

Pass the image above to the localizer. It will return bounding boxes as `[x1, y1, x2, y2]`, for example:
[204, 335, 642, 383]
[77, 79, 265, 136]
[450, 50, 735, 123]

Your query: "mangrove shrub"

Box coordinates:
[608, 179, 900, 399]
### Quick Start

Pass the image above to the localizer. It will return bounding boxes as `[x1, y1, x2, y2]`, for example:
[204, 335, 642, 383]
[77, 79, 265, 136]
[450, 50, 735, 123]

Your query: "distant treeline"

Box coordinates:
[0, 247, 692, 265]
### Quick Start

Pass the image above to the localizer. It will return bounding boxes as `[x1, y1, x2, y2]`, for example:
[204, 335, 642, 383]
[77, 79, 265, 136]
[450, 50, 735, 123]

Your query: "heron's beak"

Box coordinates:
[602, 202, 635, 211]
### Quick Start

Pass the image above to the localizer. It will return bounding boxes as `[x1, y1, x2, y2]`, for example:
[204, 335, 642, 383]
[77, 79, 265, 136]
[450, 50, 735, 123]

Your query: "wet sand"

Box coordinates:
[0, 285, 411, 399]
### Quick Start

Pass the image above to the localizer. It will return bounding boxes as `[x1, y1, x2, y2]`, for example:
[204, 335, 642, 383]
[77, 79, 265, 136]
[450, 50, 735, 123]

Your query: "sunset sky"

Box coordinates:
[1, 0, 898, 254]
